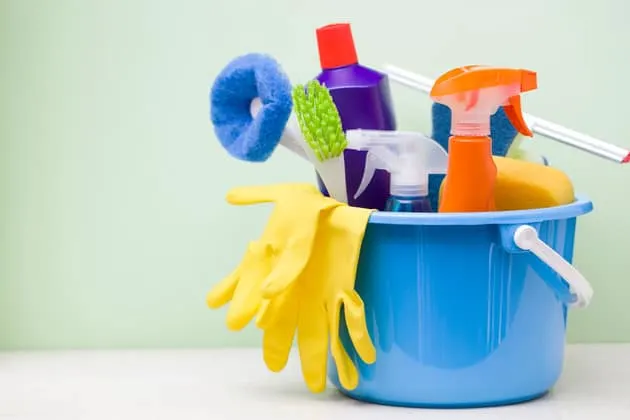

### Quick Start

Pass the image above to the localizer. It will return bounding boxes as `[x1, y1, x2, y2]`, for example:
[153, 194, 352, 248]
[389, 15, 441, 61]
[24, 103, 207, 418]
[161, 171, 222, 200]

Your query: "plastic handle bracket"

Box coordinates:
[513, 225, 593, 308]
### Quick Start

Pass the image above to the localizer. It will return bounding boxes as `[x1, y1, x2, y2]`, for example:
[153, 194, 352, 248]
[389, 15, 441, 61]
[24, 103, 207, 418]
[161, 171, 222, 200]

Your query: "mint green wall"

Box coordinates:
[1, 0, 629, 349]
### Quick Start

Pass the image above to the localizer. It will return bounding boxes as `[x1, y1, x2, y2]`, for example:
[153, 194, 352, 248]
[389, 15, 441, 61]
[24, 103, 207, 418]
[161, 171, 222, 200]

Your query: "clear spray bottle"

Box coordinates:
[345, 129, 449, 212]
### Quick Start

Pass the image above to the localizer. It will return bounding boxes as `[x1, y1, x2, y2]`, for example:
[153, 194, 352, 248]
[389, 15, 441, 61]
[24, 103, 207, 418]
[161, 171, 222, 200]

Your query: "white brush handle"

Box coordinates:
[315, 157, 348, 203]
[250, 98, 309, 161]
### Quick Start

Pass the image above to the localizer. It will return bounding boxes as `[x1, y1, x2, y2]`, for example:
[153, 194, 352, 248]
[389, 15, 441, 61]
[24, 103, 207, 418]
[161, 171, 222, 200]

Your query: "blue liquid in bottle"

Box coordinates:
[385, 195, 433, 212]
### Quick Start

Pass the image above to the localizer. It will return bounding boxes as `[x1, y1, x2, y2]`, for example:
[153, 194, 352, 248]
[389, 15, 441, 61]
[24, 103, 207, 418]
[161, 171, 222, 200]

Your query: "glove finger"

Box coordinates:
[207, 241, 264, 310]
[329, 296, 359, 391]
[226, 280, 260, 331]
[255, 299, 274, 329]
[261, 217, 322, 299]
[261, 244, 306, 298]
[341, 290, 376, 364]
[225, 244, 272, 331]
[256, 286, 293, 329]
[226, 183, 318, 206]
[206, 268, 240, 309]
[261, 288, 298, 372]
[297, 299, 329, 393]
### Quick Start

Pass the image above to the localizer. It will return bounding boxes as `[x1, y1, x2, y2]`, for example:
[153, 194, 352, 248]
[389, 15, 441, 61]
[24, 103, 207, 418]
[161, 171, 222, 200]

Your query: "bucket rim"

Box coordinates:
[367, 194, 593, 226]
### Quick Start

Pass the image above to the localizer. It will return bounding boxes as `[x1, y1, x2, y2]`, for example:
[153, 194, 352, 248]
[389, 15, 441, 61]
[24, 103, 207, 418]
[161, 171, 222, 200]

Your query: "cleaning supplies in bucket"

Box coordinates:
[207, 24, 606, 407]
[345, 129, 448, 212]
[431, 65, 538, 213]
[206, 183, 376, 393]
[313, 23, 397, 210]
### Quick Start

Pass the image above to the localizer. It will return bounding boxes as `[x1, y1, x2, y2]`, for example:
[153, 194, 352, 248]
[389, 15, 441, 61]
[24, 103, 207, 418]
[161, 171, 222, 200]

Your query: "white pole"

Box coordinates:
[382, 64, 630, 164]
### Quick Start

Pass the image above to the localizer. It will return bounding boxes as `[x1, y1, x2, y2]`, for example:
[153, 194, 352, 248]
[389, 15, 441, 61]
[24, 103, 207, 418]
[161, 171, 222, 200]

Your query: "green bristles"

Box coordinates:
[292, 80, 347, 162]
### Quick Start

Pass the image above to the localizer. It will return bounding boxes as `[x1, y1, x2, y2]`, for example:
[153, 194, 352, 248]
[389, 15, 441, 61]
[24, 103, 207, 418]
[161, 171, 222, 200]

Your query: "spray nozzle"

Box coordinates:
[345, 129, 448, 199]
[430, 66, 537, 137]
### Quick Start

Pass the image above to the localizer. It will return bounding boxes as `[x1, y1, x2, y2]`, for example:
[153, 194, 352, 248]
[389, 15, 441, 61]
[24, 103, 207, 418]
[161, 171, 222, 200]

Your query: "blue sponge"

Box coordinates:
[210, 53, 293, 162]
[428, 103, 519, 211]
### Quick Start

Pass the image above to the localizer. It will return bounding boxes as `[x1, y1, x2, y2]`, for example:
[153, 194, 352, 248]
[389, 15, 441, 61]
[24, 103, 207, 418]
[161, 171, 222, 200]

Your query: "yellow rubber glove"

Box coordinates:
[206, 183, 341, 331]
[257, 204, 377, 393]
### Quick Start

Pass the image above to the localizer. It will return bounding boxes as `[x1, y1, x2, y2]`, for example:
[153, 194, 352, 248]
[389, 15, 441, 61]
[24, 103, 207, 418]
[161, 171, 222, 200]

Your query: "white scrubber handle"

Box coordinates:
[250, 98, 309, 161]
[513, 225, 593, 308]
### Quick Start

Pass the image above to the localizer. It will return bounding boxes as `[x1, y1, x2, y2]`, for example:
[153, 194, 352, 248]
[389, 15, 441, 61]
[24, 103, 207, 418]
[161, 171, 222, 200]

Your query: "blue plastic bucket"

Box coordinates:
[328, 196, 594, 408]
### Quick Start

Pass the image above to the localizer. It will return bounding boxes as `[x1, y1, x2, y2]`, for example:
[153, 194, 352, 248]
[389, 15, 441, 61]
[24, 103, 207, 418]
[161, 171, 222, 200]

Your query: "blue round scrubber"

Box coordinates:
[210, 53, 293, 162]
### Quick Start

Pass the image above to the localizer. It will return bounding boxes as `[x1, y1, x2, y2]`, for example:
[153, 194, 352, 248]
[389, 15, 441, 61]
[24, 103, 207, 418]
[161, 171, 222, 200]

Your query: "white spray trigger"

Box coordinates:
[346, 129, 449, 201]
[354, 146, 397, 200]
[423, 136, 449, 174]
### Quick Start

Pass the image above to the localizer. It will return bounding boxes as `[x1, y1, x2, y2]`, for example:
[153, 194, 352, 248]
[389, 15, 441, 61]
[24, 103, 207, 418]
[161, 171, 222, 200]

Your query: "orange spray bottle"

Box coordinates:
[430, 66, 538, 212]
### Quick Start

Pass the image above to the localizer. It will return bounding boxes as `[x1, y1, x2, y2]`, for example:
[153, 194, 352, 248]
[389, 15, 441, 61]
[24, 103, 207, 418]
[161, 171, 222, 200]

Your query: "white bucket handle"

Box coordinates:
[512, 225, 593, 308]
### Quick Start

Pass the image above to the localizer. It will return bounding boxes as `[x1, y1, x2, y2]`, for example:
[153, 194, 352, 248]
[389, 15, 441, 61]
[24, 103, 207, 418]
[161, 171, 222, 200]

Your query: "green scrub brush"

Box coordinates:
[292, 80, 348, 203]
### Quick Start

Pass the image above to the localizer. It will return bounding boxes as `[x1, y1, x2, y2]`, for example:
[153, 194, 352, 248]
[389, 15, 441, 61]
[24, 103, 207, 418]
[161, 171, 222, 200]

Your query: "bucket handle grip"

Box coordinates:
[510, 225, 593, 308]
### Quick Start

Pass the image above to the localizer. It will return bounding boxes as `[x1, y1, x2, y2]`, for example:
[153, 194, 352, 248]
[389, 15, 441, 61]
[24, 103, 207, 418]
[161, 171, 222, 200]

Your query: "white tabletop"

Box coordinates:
[0, 344, 628, 419]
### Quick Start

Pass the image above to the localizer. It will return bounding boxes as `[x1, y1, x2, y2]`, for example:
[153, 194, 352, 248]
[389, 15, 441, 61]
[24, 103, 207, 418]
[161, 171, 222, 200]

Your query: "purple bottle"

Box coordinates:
[314, 23, 397, 210]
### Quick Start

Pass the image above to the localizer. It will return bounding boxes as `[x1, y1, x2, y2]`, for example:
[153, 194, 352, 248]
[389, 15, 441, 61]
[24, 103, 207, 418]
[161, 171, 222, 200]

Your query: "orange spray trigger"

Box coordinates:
[502, 69, 537, 137]
[503, 95, 532, 137]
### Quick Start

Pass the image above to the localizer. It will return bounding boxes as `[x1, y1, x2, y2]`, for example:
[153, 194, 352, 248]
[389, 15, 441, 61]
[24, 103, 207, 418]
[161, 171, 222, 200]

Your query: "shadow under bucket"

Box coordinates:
[327, 196, 594, 408]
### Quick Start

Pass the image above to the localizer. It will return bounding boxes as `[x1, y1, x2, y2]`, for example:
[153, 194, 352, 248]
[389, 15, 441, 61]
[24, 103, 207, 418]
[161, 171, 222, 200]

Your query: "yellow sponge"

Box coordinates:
[439, 156, 575, 211]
